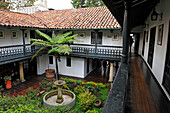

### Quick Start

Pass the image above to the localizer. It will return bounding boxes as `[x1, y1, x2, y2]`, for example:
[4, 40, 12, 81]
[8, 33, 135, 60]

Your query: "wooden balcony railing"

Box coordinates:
[70, 44, 122, 57]
[0, 44, 35, 60]
[0, 44, 123, 65]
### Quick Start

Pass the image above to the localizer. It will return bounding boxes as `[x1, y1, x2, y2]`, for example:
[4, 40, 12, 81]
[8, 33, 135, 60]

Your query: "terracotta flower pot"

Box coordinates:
[6, 80, 12, 89]
[45, 69, 55, 80]
[94, 100, 102, 108]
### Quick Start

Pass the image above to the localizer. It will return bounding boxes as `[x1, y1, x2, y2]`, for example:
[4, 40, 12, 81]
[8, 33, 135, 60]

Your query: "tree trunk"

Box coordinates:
[55, 54, 59, 80]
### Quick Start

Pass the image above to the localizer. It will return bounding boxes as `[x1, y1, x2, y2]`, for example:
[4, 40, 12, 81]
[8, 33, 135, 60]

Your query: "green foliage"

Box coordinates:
[99, 88, 109, 101]
[39, 80, 53, 91]
[71, 0, 105, 8]
[30, 30, 79, 60]
[0, 90, 70, 113]
[78, 90, 96, 111]
[74, 85, 85, 94]
[0, 0, 37, 10]
[86, 109, 99, 113]
[62, 84, 70, 90]
[27, 87, 40, 100]
[4, 76, 11, 81]
[86, 81, 106, 88]
[86, 84, 95, 92]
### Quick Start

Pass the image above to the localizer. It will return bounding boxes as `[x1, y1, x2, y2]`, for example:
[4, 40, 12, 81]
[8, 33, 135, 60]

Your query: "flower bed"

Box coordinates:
[0, 77, 110, 113]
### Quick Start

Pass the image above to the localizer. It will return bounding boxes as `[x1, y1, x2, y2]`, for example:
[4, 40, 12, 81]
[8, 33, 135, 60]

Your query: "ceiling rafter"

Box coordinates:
[103, 0, 160, 28]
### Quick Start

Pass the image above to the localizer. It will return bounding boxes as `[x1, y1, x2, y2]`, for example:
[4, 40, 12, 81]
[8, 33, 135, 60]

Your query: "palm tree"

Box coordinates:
[30, 29, 79, 80]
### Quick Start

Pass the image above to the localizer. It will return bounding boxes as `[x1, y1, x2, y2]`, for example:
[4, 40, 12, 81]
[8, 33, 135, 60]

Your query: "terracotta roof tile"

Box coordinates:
[0, 10, 46, 28]
[0, 6, 120, 29]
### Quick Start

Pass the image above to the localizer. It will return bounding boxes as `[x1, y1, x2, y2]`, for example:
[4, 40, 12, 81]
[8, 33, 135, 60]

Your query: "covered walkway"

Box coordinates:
[125, 54, 170, 113]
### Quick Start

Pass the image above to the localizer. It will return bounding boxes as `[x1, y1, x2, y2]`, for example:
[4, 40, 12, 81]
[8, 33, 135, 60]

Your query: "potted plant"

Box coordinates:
[0, 85, 4, 91]
[45, 69, 55, 80]
[4, 76, 12, 89]
[94, 99, 102, 108]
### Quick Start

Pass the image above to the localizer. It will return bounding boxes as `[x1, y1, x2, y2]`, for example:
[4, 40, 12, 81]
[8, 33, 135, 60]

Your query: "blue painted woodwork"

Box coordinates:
[0, 44, 122, 65]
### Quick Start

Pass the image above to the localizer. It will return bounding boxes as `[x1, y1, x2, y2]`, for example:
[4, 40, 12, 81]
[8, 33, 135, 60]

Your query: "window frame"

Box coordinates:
[11, 30, 18, 39]
[66, 57, 71, 67]
[0, 30, 4, 39]
[49, 56, 53, 65]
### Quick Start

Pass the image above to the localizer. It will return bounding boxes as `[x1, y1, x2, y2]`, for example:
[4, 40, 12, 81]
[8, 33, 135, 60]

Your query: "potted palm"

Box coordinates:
[30, 30, 79, 80]
[4, 76, 12, 89]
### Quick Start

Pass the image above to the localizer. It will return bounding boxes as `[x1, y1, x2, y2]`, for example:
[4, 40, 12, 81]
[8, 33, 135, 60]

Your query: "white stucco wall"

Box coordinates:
[138, 0, 170, 100]
[102, 30, 123, 46]
[0, 29, 30, 47]
[57, 56, 85, 78]
[72, 29, 122, 46]
[37, 54, 48, 75]
[37, 55, 56, 75]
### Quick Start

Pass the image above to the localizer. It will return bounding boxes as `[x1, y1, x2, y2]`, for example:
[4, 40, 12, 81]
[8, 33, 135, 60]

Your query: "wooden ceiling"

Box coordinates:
[103, 0, 160, 28]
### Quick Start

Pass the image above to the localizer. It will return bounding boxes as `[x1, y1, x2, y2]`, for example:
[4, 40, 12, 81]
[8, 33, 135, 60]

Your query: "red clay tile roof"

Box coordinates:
[0, 6, 120, 29]
[0, 10, 46, 28]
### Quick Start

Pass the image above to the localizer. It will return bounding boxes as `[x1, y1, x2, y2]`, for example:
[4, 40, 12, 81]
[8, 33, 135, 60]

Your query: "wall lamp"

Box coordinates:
[151, 8, 163, 21]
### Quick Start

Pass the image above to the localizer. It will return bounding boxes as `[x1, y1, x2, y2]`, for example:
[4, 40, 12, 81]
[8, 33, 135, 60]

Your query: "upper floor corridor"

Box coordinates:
[125, 54, 170, 113]
[0, 44, 122, 65]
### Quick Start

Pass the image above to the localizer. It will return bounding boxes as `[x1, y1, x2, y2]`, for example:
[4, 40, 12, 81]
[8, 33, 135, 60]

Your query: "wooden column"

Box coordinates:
[108, 62, 114, 82]
[21, 29, 26, 55]
[19, 61, 26, 82]
[101, 61, 104, 76]
[121, 0, 131, 63]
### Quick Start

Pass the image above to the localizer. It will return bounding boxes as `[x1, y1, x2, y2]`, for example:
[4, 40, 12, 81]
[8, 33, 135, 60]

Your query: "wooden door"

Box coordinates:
[147, 27, 156, 68]
[163, 21, 170, 95]
[142, 31, 146, 56]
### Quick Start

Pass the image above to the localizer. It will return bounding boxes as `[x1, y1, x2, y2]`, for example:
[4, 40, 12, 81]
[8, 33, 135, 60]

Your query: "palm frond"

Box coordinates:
[30, 38, 52, 45]
[67, 39, 83, 43]
[57, 34, 78, 44]
[35, 30, 53, 43]
[48, 47, 58, 54]
[31, 46, 47, 61]
[57, 45, 72, 55]
[31, 42, 52, 47]
[52, 31, 57, 40]
[54, 31, 74, 44]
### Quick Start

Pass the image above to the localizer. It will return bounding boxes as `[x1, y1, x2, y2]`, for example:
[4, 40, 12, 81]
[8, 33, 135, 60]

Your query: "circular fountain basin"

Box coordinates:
[43, 89, 76, 109]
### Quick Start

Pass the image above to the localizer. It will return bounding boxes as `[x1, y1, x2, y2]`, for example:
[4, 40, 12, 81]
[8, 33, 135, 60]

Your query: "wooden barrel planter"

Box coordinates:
[6, 80, 12, 89]
[45, 69, 55, 80]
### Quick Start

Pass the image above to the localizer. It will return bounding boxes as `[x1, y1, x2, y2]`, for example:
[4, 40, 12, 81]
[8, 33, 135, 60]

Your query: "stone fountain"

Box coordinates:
[43, 80, 75, 109]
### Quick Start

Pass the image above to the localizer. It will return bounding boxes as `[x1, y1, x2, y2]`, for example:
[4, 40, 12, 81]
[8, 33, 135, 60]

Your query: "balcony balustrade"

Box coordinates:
[0, 44, 122, 65]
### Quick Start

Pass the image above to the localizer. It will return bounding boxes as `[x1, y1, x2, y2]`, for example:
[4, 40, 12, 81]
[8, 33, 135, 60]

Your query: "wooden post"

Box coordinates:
[108, 62, 114, 82]
[19, 61, 26, 82]
[21, 29, 26, 55]
[94, 30, 99, 55]
[101, 61, 104, 76]
[121, 0, 131, 63]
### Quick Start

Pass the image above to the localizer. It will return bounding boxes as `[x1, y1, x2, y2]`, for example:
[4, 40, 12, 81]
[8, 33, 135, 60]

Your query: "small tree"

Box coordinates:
[30, 30, 79, 80]
[0, 0, 37, 10]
